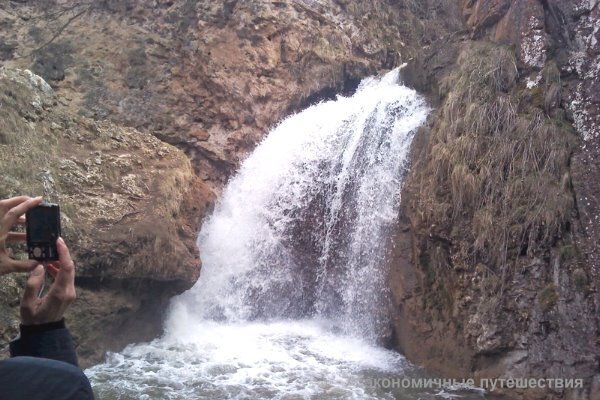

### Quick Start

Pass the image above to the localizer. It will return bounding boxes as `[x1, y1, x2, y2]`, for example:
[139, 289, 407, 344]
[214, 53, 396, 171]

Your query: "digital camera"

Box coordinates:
[26, 202, 61, 261]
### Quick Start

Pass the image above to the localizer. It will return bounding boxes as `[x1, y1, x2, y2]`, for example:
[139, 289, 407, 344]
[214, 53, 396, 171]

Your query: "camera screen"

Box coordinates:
[28, 206, 59, 242]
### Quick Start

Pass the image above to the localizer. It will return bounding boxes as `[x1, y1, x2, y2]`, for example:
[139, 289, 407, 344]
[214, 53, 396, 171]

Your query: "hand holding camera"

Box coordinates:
[20, 237, 76, 325]
[0, 196, 43, 275]
[0, 195, 76, 325]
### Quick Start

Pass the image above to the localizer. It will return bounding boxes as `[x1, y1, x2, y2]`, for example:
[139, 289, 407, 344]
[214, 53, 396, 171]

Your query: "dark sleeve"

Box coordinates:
[9, 319, 79, 367]
[0, 357, 94, 400]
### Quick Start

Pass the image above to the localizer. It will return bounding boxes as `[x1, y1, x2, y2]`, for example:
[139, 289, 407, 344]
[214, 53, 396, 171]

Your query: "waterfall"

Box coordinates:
[87, 70, 490, 400]
[165, 68, 429, 341]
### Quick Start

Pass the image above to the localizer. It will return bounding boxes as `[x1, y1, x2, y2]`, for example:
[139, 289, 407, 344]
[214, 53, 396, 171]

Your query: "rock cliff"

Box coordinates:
[0, 67, 202, 363]
[0, 1, 598, 399]
[392, 1, 599, 399]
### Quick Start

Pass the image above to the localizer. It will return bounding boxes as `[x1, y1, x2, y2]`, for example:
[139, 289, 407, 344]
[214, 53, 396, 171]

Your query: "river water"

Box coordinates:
[87, 70, 491, 400]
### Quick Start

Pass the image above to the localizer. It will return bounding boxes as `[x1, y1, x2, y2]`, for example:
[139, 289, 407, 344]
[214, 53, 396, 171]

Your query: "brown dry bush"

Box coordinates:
[416, 42, 576, 270]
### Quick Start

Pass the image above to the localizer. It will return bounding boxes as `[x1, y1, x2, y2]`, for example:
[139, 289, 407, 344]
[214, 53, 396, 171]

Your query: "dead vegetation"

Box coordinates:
[413, 42, 577, 271]
[0, 74, 59, 200]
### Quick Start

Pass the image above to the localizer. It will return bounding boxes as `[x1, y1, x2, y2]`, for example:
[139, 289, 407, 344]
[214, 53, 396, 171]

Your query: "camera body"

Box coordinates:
[26, 202, 61, 261]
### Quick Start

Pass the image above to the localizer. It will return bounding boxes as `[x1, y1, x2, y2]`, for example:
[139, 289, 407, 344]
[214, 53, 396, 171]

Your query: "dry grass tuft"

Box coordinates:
[415, 42, 577, 270]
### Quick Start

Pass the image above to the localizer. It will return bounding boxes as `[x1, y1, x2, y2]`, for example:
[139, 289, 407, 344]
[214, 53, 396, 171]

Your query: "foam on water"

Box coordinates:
[88, 319, 488, 399]
[89, 320, 410, 399]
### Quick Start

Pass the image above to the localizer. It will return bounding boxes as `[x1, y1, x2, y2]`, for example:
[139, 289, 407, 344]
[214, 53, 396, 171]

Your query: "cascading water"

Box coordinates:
[168, 69, 427, 340]
[87, 70, 488, 400]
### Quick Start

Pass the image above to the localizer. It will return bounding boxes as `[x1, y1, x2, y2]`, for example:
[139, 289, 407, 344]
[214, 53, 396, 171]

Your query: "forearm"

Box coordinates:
[9, 319, 79, 366]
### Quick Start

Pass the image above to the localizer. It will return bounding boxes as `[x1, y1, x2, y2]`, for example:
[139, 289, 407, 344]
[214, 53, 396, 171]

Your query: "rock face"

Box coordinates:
[1, 0, 419, 188]
[392, 1, 599, 399]
[0, 1, 598, 398]
[0, 67, 202, 363]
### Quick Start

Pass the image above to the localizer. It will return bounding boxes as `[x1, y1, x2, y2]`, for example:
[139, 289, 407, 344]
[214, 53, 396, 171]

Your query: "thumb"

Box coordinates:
[22, 264, 45, 304]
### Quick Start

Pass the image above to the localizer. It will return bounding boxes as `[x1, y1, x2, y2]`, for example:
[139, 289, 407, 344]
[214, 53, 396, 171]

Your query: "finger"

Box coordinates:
[47, 263, 59, 279]
[50, 237, 75, 291]
[6, 232, 26, 242]
[17, 216, 26, 225]
[46, 238, 76, 307]
[2, 256, 39, 273]
[20, 264, 45, 324]
[0, 196, 31, 213]
[22, 264, 45, 305]
[0, 197, 43, 237]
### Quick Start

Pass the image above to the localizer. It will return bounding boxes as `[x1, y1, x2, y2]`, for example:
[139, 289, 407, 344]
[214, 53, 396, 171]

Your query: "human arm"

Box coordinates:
[0, 196, 79, 366]
[9, 319, 78, 366]
[10, 238, 79, 366]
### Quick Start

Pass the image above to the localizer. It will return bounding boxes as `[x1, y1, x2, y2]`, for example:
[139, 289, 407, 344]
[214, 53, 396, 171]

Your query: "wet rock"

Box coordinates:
[462, 0, 512, 38]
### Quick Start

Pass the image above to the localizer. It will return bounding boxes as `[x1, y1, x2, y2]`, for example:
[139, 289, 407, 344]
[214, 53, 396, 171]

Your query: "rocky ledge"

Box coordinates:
[0, 67, 203, 364]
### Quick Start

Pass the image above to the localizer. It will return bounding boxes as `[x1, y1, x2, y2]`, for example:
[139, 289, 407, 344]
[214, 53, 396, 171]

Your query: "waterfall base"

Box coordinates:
[87, 319, 488, 400]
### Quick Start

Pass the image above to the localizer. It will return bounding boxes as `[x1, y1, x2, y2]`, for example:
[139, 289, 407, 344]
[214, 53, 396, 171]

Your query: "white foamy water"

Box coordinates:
[89, 320, 416, 400]
[167, 69, 429, 339]
[87, 70, 488, 399]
